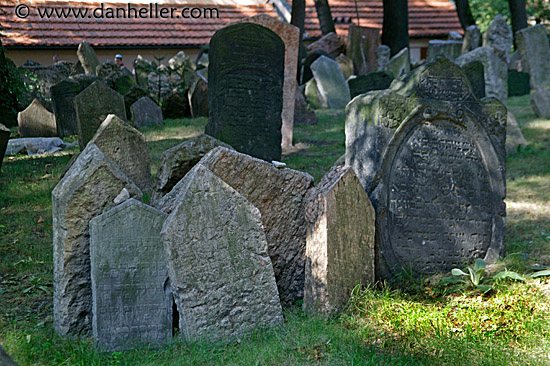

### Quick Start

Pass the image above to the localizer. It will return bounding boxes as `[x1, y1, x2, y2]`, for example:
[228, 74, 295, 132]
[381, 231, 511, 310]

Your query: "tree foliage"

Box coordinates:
[467, 0, 550, 32]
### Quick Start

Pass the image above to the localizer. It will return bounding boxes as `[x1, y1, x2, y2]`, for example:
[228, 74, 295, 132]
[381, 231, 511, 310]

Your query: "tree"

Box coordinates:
[314, 0, 336, 35]
[455, 0, 476, 30]
[382, 0, 409, 57]
[507, 0, 528, 35]
[291, 0, 306, 81]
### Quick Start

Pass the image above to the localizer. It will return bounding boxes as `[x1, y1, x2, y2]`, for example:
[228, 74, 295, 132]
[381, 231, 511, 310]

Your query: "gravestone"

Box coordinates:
[294, 87, 318, 125]
[456, 47, 508, 104]
[231, 14, 300, 147]
[348, 71, 393, 99]
[74, 81, 127, 150]
[483, 15, 513, 63]
[153, 134, 233, 201]
[375, 45, 391, 72]
[310, 56, 351, 109]
[301, 50, 333, 85]
[307, 32, 346, 58]
[89, 114, 153, 194]
[347, 24, 381, 75]
[387, 47, 410, 79]
[462, 25, 482, 54]
[188, 76, 208, 118]
[303, 166, 375, 315]
[0, 344, 17, 366]
[531, 88, 550, 118]
[0, 124, 9, 171]
[134, 55, 154, 89]
[304, 78, 323, 109]
[508, 70, 531, 97]
[427, 40, 463, 61]
[52, 143, 142, 338]
[336, 53, 354, 80]
[70, 60, 85, 76]
[90, 199, 171, 351]
[506, 111, 527, 155]
[17, 99, 57, 137]
[462, 61, 486, 100]
[51, 80, 81, 137]
[448, 31, 463, 41]
[515, 25, 550, 89]
[161, 164, 284, 342]
[70, 74, 98, 91]
[123, 84, 148, 118]
[346, 56, 506, 279]
[130, 97, 163, 128]
[205, 23, 284, 162]
[77, 42, 100, 75]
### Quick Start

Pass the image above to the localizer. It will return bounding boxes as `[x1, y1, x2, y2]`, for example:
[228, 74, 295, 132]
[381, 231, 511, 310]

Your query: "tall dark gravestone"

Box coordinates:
[205, 23, 285, 162]
[346, 56, 506, 279]
[51, 79, 81, 137]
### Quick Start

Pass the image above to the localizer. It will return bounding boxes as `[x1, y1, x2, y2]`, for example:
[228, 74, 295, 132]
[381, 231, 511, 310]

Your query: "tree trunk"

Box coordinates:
[507, 0, 528, 36]
[382, 0, 409, 57]
[291, 0, 306, 82]
[455, 0, 476, 30]
[314, 0, 336, 35]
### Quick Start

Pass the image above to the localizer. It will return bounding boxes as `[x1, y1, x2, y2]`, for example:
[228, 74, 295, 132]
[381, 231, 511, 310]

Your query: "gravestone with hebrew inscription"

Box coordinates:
[74, 81, 127, 150]
[51, 79, 81, 137]
[161, 164, 284, 342]
[303, 166, 375, 315]
[346, 56, 506, 279]
[206, 23, 284, 162]
[90, 198, 171, 351]
[52, 143, 142, 338]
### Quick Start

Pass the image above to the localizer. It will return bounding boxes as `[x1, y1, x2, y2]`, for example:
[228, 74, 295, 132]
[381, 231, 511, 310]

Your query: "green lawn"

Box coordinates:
[1, 95, 550, 365]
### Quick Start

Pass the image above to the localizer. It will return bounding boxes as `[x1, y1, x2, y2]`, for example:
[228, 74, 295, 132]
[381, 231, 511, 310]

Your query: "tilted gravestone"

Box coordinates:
[50, 79, 81, 137]
[74, 81, 127, 150]
[206, 23, 284, 162]
[346, 56, 506, 279]
[508, 70, 530, 97]
[90, 198, 171, 351]
[462, 25, 481, 54]
[303, 166, 375, 315]
[89, 114, 153, 194]
[52, 143, 142, 338]
[531, 88, 550, 118]
[462, 61, 486, 100]
[77, 41, 100, 75]
[506, 111, 527, 155]
[387, 47, 411, 79]
[347, 24, 381, 75]
[515, 25, 550, 89]
[231, 14, 300, 147]
[482, 15, 513, 63]
[427, 40, 463, 61]
[456, 47, 508, 105]
[130, 97, 163, 128]
[348, 71, 393, 99]
[0, 124, 9, 171]
[310, 56, 351, 109]
[161, 164, 284, 342]
[17, 99, 57, 137]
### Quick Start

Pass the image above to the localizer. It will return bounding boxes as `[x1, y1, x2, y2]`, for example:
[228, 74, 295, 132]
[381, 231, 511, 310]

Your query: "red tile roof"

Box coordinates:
[0, 0, 462, 48]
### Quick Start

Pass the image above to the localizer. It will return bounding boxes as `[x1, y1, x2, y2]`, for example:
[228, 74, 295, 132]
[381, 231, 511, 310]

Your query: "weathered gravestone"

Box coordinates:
[346, 56, 506, 279]
[304, 78, 323, 109]
[130, 97, 163, 128]
[462, 25, 481, 54]
[74, 81, 127, 150]
[0, 124, 9, 171]
[508, 70, 531, 97]
[387, 47, 411, 79]
[348, 71, 393, 99]
[515, 25, 550, 89]
[77, 42, 100, 76]
[231, 14, 300, 147]
[17, 99, 57, 137]
[123, 84, 148, 120]
[456, 47, 508, 104]
[310, 56, 351, 109]
[303, 166, 375, 315]
[205, 23, 284, 162]
[427, 40, 463, 61]
[506, 111, 527, 155]
[188, 76, 208, 118]
[153, 134, 233, 201]
[161, 164, 284, 342]
[307, 32, 346, 58]
[89, 114, 153, 194]
[347, 24, 381, 75]
[375, 45, 391, 72]
[301, 50, 333, 85]
[462, 61, 486, 100]
[52, 143, 142, 338]
[90, 198, 171, 351]
[531, 88, 550, 118]
[51, 79, 81, 137]
[482, 14, 513, 63]
[134, 55, 154, 89]
[0, 343, 17, 366]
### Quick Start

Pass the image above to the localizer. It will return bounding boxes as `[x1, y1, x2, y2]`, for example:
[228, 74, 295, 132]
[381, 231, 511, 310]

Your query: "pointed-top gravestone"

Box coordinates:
[161, 164, 283, 342]
[77, 41, 100, 75]
[53, 143, 142, 338]
[515, 25, 550, 89]
[205, 22, 284, 162]
[347, 24, 381, 75]
[89, 114, 153, 194]
[482, 15, 513, 63]
[346, 56, 506, 279]
[17, 99, 57, 137]
[387, 47, 410, 79]
[130, 97, 163, 128]
[0, 124, 8, 171]
[74, 80, 127, 150]
[310, 56, 351, 109]
[90, 198, 171, 351]
[50, 79, 81, 137]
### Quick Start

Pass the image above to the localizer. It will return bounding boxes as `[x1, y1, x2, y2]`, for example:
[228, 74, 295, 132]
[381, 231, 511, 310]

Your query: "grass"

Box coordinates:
[1, 95, 550, 365]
